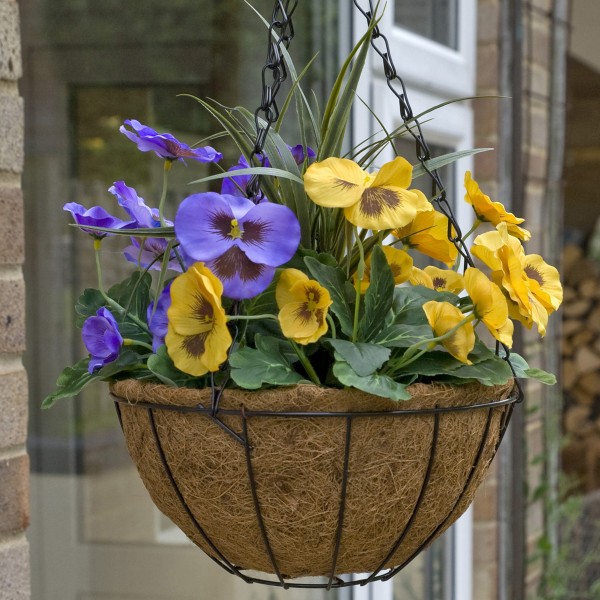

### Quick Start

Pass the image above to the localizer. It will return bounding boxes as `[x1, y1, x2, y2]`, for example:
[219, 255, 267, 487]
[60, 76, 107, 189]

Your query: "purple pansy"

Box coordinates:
[175, 192, 301, 300]
[63, 202, 134, 238]
[82, 307, 124, 373]
[120, 119, 223, 164]
[123, 237, 183, 272]
[109, 181, 163, 228]
[289, 144, 316, 165]
[147, 283, 172, 352]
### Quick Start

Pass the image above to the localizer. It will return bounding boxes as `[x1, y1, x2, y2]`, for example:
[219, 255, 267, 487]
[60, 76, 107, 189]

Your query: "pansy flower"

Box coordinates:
[147, 283, 172, 352]
[82, 307, 123, 373]
[166, 263, 232, 376]
[276, 269, 332, 344]
[109, 181, 162, 228]
[411, 266, 464, 294]
[304, 156, 431, 230]
[120, 119, 222, 164]
[464, 172, 531, 240]
[423, 301, 475, 364]
[108, 181, 180, 271]
[356, 246, 413, 292]
[393, 209, 458, 266]
[175, 192, 301, 300]
[464, 267, 513, 347]
[472, 223, 562, 336]
[63, 202, 134, 238]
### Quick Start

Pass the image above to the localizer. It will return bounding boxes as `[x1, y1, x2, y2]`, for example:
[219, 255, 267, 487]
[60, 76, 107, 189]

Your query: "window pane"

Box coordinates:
[394, 0, 459, 49]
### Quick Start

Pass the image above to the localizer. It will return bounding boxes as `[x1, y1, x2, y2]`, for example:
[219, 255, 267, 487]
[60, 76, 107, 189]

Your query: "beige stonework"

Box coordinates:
[0, 0, 29, 598]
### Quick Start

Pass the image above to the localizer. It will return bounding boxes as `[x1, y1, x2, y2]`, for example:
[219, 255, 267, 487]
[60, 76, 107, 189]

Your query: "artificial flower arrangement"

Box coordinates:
[42, 19, 561, 411]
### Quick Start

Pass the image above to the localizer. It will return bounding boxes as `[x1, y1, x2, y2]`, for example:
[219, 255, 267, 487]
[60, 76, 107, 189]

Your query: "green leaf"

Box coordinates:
[75, 288, 106, 327]
[325, 339, 390, 377]
[304, 256, 354, 336]
[69, 224, 175, 238]
[359, 245, 395, 341]
[42, 358, 94, 408]
[147, 346, 198, 387]
[333, 361, 411, 401]
[373, 323, 433, 348]
[188, 166, 304, 186]
[389, 286, 460, 326]
[230, 335, 303, 390]
[412, 148, 492, 180]
[499, 351, 557, 385]
[319, 14, 376, 158]
[108, 271, 152, 322]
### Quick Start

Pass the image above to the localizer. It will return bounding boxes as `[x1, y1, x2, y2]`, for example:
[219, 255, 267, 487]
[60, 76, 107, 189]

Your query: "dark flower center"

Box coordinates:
[524, 266, 544, 285]
[360, 187, 400, 218]
[211, 246, 265, 282]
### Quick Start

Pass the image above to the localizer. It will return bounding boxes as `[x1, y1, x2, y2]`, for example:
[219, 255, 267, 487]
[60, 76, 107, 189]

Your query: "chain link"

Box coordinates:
[353, 0, 475, 269]
[247, 0, 299, 200]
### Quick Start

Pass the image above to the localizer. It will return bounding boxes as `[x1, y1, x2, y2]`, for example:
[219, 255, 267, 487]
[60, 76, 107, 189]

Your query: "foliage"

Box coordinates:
[43, 5, 561, 409]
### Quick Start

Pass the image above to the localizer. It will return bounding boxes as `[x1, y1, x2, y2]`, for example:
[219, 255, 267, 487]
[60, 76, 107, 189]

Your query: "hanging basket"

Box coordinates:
[110, 379, 517, 588]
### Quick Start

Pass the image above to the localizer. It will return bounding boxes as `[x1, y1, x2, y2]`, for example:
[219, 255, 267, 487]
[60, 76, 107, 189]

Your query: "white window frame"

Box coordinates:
[349, 2, 478, 600]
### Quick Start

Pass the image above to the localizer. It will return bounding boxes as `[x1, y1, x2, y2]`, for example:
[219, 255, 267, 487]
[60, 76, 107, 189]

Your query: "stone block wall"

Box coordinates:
[472, 0, 564, 598]
[0, 1, 29, 599]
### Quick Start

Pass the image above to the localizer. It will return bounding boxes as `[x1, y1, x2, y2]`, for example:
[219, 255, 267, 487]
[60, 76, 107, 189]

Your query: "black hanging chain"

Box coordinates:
[354, 1, 523, 399]
[353, 0, 474, 270]
[246, 0, 299, 201]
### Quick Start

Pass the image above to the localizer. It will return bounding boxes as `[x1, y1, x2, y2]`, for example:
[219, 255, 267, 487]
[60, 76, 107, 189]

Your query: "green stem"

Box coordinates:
[291, 341, 321, 385]
[158, 160, 172, 226]
[326, 313, 337, 339]
[462, 218, 482, 241]
[227, 314, 278, 323]
[124, 339, 154, 352]
[94, 239, 109, 302]
[352, 229, 366, 342]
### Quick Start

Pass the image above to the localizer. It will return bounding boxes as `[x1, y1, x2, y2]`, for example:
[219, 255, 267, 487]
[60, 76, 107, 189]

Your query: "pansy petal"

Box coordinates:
[370, 156, 413, 188]
[238, 202, 301, 266]
[175, 193, 238, 261]
[165, 329, 210, 377]
[278, 301, 320, 339]
[208, 248, 276, 300]
[345, 186, 422, 230]
[276, 269, 310, 308]
[304, 157, 367, 208]
[202, 322, 233, 372]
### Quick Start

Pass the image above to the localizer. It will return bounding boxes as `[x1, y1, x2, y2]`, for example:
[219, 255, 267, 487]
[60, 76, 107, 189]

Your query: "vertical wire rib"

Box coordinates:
[363, 413, 441, 585]
[383, 407, 496, 580]
[146, 407, 250, 581]
[114, 401, 124, 430]
[326, 416, 354, 590]
[241, 408, 287, 588]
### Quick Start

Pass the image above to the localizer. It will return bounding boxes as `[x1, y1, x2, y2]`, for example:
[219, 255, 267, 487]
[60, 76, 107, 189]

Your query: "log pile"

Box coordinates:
[561, 245, 600, 491]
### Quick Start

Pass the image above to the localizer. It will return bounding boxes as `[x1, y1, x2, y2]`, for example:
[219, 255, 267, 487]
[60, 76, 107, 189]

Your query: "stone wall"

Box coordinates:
[472, 0, 565, 598]
[0, 1, 29, 599]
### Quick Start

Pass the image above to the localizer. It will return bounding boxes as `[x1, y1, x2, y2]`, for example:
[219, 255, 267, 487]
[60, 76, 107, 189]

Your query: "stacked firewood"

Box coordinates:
[562, 245, 600, 491]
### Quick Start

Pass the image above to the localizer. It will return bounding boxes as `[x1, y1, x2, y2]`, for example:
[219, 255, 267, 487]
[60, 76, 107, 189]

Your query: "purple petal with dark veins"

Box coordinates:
[109, 181, 163, 228]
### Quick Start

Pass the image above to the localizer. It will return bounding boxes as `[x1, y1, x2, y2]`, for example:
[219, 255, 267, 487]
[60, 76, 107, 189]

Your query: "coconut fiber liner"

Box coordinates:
[110, 379, 515, 579]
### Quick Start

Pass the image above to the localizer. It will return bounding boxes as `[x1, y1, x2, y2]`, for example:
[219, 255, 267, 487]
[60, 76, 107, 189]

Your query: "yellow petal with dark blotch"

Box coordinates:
[523, 254, 563, 311]
[370, 156, 413, 188]
[304, 157, 366, 208]
[276, 269, 310, 309]
[278, 301, 320, 340]
[345, 186, 421, 230]
[382, 246, 413, 284]
[409, 267, 434, 289]
[165, 329, 210, 377]
[424, 266, 464, 294]
[202, 321, 233, 372]
[167, 269, 217, 336]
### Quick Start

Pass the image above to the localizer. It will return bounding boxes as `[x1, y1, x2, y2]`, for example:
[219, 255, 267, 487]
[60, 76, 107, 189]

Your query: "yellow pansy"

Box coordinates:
[276, 269, 332, 345]
[393, 209, 458, 266]
[472, 223, 562, 336]
[423, 301, 475, 364]
[356, 246, 413, 292]
[464, 267, 513, 347]
[464, 171, 531, 240]
[304, 156, 431, 230]
[166, 262, 232, 376]
[409, 266, 434, 288]
[423, 266, 464, 293]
